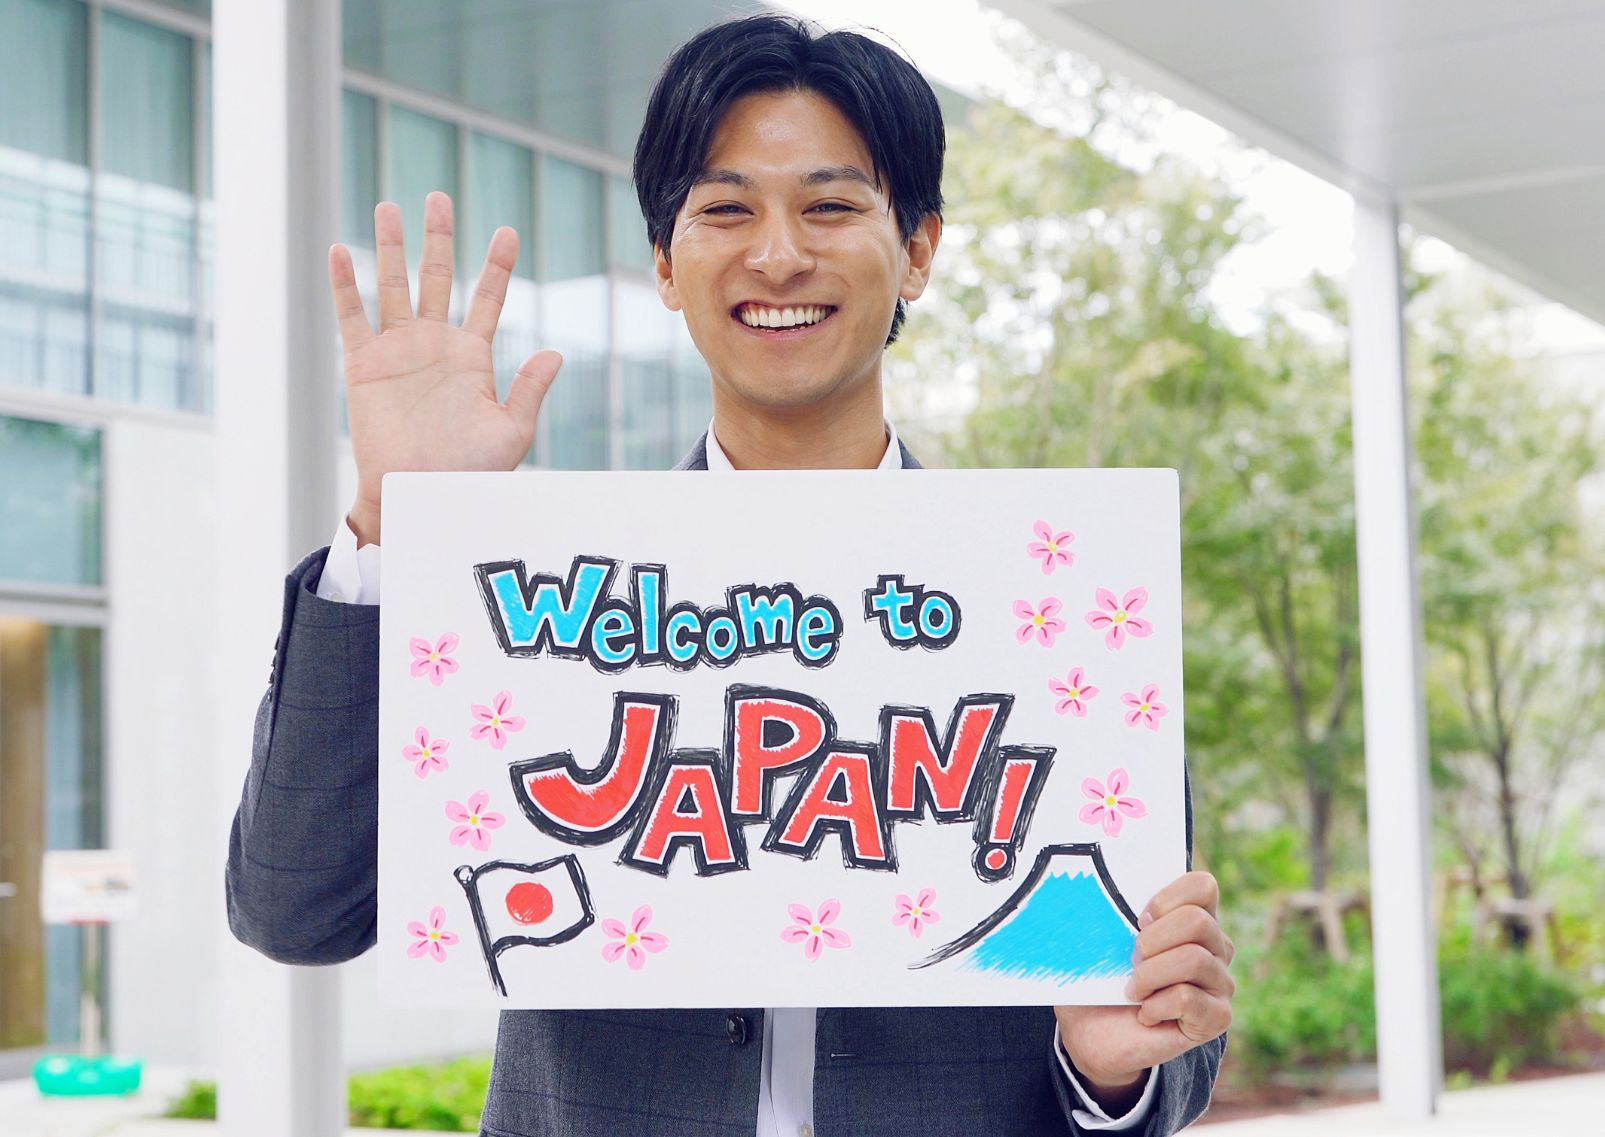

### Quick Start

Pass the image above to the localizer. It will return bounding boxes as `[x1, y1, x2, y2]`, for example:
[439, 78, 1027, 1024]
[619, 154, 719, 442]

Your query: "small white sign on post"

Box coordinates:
[378, 469, 1185, 1009]
[41, 850, 137, 925]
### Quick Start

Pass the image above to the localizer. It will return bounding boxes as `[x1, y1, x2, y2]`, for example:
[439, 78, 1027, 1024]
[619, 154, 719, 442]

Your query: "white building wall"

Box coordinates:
[104, 415, 220, 1066]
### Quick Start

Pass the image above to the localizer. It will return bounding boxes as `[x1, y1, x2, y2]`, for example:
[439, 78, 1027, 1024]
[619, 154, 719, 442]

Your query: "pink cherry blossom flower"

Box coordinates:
[601, 905, 669, 971]
[892, 888, 941, 938]
[1027, 520, 1076, 574]
[469, 690, 526, 750]
[409, 633, 460, 686]
[1013, 598, 1067, 647]
[402, 727, 450, 779]
[1085, 587, 1154, 650]
[445, 790, 506, 852]
[405, 906, 459, 962]
[1048, 667, 1100, 717]
[1121, 684, 1169, 731]
[781, 899, 852, 961]
[1079, 768, 1148, 838]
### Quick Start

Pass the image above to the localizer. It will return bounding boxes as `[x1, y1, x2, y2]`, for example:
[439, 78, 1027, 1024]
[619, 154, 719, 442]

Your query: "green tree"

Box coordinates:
[1413, 286, 1605, 927]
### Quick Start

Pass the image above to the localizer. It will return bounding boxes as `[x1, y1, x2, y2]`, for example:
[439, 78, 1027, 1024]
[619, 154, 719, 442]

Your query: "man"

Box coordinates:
[228, 15, 1232, 1136]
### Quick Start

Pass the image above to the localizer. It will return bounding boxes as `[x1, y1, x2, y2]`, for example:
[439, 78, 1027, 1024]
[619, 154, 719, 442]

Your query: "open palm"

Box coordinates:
[329, 192, 561, 544]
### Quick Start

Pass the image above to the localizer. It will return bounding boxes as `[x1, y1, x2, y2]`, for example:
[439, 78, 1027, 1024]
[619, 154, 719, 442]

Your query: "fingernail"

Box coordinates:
[1138, 910, 1153, 930]
[1123, 979, 1137, 1001]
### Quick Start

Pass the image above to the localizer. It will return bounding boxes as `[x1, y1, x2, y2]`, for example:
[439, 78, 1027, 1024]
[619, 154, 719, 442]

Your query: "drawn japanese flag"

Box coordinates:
[455, 855, 595, 995]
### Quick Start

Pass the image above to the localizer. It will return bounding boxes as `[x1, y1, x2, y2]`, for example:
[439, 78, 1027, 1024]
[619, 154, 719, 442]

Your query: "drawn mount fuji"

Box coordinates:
[914, 844, 1140, 983]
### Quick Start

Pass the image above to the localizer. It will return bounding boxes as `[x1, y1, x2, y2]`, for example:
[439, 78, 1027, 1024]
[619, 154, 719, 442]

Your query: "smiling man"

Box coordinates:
[227, 15, 1230, 1137]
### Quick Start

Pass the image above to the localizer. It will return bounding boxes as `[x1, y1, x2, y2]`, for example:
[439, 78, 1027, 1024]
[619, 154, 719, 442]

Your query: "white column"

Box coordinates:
[1349, 194, 1442, 1118]
[213, 1, 344, 1134]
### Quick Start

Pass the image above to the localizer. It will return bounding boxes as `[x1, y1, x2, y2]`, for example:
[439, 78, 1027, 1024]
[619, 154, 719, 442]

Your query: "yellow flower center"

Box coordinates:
[421, 747, 432, 758]
[1140, 703, 1151, 712]
[625, 932, 638, 946]
[1114, 611, 1127, 623]
[1032, 614, 1045, 626]
[1104, 795, 1117, 807]
[1047, 541, 1058, 552]
[912, 906, 922, 916]
[429, 652, 439, 661]
[810, 923, 821, 934]
[491, 716, 501, 727]
[1066, 687, 1079, 698]
[469, 814, 479, 825]
[428, 930, 439, 940]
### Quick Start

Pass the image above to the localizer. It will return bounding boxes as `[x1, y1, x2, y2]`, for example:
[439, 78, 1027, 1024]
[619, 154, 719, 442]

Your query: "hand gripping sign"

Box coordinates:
[379, 469, 1184, 1009]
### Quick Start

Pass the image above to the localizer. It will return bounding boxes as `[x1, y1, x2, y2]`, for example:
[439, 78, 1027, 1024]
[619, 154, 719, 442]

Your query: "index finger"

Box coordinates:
[1138, 871, 1220, 928]
[328, 243, 374, 353]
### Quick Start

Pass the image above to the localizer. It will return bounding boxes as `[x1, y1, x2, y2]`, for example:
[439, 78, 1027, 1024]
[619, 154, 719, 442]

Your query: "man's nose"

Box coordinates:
[743, 211, 815, 282]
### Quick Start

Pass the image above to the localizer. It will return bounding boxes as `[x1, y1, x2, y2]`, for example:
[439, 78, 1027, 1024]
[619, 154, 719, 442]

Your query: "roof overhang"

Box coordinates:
[990, 0, 1605, 326]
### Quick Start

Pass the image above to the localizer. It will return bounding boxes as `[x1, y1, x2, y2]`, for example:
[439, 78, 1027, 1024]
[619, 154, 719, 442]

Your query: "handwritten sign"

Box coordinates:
[378, 469, 1184, 1008]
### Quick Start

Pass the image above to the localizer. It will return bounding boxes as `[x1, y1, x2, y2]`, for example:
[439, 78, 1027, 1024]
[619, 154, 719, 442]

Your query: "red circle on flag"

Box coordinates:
[506, 882, 554, 925]
[984, 849, 1007, 871]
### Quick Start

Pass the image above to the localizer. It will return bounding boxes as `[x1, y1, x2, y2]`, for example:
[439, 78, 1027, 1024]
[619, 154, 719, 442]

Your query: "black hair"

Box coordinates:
[633, 14, 945, 345]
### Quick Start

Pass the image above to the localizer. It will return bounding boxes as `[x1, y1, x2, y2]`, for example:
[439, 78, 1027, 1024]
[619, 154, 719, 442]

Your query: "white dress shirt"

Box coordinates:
[316, 420, 1155, 1136]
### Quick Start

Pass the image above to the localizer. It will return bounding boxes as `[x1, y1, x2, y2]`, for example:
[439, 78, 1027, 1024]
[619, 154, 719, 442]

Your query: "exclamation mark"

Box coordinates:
[972, 745, 1055, 881]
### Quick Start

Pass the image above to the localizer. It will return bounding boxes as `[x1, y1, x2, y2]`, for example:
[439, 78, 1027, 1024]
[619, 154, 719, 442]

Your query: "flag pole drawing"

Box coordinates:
[455, 856, 596, 996]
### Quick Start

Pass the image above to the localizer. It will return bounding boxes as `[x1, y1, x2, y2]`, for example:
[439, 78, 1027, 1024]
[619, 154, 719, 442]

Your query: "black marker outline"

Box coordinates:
[880, 693, 1014, 822]
[970, 744, 1056, 882]
[507, 692, 676, 846]
[724, 684, 836, 820]
[618, 747, 747, 877]
[763, 741, 897, 871]
[455, 855, 596, 996]
[911, 842, 1137, 970]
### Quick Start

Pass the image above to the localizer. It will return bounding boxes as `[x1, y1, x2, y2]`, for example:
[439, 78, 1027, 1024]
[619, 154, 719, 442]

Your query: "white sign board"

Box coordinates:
[41, 850, 137, 924]
[379, 469, 1184, 1008]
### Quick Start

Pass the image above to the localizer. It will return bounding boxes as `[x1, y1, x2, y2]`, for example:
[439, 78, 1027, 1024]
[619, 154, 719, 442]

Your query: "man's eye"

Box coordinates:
[811, 202, 854, 214]
[703, 204, 746, 215]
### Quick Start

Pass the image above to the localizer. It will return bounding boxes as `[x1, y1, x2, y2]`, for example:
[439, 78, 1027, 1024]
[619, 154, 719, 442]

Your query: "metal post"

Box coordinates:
[1348, 193, 1442, 1119]
[213, 1, 344, 1134]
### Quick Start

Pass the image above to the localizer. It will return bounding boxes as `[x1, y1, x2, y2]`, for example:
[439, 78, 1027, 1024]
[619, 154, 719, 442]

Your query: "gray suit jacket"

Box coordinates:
[226, 435, 1224, 1136]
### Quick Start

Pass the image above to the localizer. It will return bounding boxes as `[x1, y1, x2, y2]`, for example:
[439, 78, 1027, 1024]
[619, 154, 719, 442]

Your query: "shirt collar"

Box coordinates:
[703, 420, 902, 471]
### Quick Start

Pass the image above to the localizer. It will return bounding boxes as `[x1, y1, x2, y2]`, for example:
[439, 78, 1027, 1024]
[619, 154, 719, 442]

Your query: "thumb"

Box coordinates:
[506, 349, 562, 441]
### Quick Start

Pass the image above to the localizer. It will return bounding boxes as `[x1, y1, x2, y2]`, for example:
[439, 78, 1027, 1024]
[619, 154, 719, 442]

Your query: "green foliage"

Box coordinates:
[161, 1056, 492, 1131]
[1438, 936, 1581, 1076]
[1229, 938, 1586, 1084]
[1229, 945, 1377, 1085]
[164, 1078, 216, 1120]
[346, 1056, 490, 1132]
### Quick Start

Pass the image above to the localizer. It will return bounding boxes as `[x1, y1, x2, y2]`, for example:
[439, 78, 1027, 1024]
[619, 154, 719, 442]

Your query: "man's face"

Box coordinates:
[655, 89, 938, 416]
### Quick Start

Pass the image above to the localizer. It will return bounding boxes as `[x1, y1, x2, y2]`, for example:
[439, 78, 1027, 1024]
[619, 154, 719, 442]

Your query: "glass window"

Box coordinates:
[384, 105, 458, 268]
[465, 132, 534, 280]
[608, 175, 653, 274]
[541, 156, 603, 282]
[0, 0, 90, 398]
[342, 89, 378, 250]
[95, 12, 200, 411]
[539, 156, 608, 468]
[0, 415, 102, 587]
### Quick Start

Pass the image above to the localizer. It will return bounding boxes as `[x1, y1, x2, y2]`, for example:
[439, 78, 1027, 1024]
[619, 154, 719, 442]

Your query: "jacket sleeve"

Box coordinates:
[225, 547, 381, 965]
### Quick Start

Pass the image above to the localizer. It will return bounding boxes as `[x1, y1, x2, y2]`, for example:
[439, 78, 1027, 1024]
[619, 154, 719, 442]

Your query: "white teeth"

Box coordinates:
[739, 304, 830, 328]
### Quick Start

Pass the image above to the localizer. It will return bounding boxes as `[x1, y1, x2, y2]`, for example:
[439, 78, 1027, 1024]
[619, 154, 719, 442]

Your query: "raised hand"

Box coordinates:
[328, 191, 562, 545]
[1054, 871, 1235, 1114]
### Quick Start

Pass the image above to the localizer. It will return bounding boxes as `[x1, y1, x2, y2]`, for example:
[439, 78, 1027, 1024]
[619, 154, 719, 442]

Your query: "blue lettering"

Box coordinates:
[666, 610, 701, 664]
[591, 607, 637, 666]
[737, 589, 795, 648]
[797, 606, 837, 662]
[705, 615, 740, 661]
[490, 562, 609, 649]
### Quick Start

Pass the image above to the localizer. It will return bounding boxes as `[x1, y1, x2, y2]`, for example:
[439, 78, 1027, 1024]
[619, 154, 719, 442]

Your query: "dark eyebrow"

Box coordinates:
[801, 165, 876, 190]
[690, 168, 757, 191]
[688, 165, 878, 192]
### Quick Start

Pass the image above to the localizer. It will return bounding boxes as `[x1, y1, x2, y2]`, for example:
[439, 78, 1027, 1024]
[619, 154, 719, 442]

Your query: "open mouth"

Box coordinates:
[732, 303, 837, 332]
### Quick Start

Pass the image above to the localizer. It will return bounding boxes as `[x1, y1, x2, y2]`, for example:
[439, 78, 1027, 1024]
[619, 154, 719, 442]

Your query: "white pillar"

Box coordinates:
[1349, 194, 1442, 1119]
[214, 1, 345, 1134]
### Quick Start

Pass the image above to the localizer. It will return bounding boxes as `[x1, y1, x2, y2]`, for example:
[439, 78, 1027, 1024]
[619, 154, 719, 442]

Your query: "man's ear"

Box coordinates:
[654, 243, 682, 312]
[898, 213, 942, 302]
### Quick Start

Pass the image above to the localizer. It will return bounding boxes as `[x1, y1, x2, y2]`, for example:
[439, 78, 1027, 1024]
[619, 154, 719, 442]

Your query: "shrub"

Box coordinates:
[1438, 939, 1579, 1077]
[161, 1056, 491, 1132]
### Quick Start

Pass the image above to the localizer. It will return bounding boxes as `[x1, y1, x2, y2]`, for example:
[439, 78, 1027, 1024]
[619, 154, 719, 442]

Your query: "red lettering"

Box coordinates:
[885, 701, 1000, 816]
[522, 699, 664, 834]
[777, 750, 887, 863]
[730, 696, 826, 816]
[633, 766, 737, 867]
